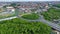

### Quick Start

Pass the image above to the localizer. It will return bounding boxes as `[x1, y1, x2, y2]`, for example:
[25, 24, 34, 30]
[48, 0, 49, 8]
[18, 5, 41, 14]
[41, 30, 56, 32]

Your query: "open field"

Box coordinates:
[22, 13, 39, 20]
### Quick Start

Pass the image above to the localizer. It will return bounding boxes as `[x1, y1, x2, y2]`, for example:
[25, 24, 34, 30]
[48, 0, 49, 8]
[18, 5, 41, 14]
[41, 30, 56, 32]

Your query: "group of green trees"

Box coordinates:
[41, 8, 60, 21]
[53, 4, 60, 8]
[0, 18, 51, 34]
[3, 3, 20, 8]
[22, 13, 39, 20]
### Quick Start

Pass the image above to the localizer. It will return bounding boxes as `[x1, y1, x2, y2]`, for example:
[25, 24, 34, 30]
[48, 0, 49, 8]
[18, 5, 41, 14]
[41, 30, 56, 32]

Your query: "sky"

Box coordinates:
[0, 0, 60, 2]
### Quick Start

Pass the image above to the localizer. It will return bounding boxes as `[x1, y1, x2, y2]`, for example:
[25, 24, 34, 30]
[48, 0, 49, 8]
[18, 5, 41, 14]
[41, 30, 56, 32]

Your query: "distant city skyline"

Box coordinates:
[0, 0, 60, 2]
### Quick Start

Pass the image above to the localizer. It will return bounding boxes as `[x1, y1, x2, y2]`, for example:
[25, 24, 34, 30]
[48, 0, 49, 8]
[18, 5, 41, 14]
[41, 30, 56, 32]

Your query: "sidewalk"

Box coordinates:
[0, 16, 17, 21]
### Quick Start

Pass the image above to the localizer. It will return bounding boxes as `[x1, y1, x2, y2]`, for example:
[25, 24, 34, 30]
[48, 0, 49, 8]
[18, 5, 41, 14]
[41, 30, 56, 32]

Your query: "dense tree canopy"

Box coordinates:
[0, 18, 51, 34]
[53, 4, 60, 8]
[9, 3, 17, 8]
[41, 8, 60, 21]
[3, 5, 9, 8]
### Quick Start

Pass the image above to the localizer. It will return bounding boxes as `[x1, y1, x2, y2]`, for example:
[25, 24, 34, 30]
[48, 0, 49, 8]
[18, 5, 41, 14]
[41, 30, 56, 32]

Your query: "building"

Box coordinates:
[6, 6, 15, 12]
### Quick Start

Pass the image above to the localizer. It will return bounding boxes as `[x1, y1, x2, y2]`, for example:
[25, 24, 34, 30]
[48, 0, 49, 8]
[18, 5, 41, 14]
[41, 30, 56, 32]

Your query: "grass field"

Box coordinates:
[22, 13, 39, 20]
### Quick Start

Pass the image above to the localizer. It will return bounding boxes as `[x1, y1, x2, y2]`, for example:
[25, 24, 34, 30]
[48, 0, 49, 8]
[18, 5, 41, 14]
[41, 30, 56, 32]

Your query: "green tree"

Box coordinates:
[0, 18, 51, 34]
[10, 3, 17, 8]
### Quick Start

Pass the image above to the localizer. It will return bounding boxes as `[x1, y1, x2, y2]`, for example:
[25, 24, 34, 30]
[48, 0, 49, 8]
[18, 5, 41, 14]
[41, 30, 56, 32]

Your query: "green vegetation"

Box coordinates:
[22, 13, 39, 20]
[53, 4, 60, 8]
[0, 18, 51, 34]
[41, 8, 60, 21]
[3, 3, 17, 8]
[10, 3, 18, 8]
[3, 5, 9, 8]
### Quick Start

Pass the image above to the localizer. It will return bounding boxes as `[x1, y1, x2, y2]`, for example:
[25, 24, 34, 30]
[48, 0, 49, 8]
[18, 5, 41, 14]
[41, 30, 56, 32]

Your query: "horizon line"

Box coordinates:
[0, 1, 60, 2]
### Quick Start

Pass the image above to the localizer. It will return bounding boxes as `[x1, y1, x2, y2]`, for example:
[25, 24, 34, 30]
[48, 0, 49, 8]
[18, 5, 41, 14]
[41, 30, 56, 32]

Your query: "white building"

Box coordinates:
[6, 6, 15, 12]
